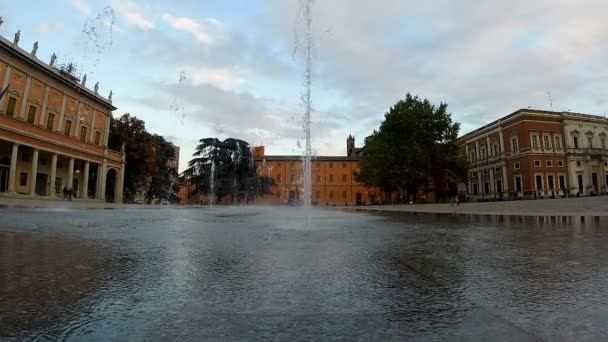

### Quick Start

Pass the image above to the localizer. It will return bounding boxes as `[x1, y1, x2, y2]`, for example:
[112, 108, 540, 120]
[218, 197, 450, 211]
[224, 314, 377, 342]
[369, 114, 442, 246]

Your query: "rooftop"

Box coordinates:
[0, 32, 116, 111]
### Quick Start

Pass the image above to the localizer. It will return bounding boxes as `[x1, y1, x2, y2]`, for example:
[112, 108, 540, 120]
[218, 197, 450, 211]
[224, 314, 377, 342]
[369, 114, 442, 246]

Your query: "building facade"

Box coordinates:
[253, 136, 380, 206]
[459, 109, 608, 200]
[0, 33, 124, 202]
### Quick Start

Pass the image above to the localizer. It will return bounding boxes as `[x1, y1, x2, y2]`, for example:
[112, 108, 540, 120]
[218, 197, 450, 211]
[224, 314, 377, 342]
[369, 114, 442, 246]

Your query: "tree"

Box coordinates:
[355, 93, 468, 202]
[182, 138, 256, 203]
[146, 135, 180, 204]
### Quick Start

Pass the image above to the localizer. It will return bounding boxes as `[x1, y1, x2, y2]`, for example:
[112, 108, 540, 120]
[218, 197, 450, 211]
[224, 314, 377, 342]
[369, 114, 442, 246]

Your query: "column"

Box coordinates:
[7, 144, 18, 193]
[74, 103, 83, 138]
[499, 130, 505, 156]
[100, 160, 107, 201]
[19, 76, 32, 120]
[49, 153, 57, 198]
[38, 86, 50, 126]
[489, 168, 494, 198]
[0, 65, 11, 109]
[475, 140, 480, 159]
[114, 169, 121, 204]
[67, 158, 75, 189]
[89, 110, 97, 143]
[29, 149, 39, 195]
[103, 119, 111, 146]
[118, 163, 125, 203]
[82, 161, 90, 199]
[502, 166, 509, 193]
[57, 95, 67, 133]
[486, 136, 491, 157]
[465, 144, 469, 160]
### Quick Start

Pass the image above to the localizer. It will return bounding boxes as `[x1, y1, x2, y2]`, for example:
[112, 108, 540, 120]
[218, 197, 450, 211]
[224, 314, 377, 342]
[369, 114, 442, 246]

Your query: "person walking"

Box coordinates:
[68, 187, 73, 202]
[63, 186, 68, 201]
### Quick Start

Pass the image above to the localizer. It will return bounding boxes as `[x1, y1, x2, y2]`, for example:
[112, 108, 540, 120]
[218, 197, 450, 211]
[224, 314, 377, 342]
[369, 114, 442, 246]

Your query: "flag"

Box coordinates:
[0, 84, 10, 101]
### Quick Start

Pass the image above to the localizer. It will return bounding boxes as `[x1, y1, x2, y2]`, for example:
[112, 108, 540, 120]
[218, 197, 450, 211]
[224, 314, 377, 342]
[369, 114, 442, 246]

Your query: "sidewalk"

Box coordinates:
[0, 195, 186, 210]
[335, 196, 608, 217]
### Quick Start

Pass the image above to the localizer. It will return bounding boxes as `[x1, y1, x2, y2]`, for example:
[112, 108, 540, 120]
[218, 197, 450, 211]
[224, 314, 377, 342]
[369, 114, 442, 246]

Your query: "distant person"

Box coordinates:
[63, 186, 68, 201]
[68, 187, 73, 202]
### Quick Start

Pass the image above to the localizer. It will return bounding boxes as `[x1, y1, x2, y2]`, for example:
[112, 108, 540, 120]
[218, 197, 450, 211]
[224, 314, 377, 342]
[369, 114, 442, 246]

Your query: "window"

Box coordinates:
[316, 175, 321, 183]
[574, 136, 579, 149]
[483, 169, 489, 175]
[95, 131, 101, 146]
[342, 174, 347, 183]
[290, 161, 295, 168]
[602, 138, 606, 150]
[342, 162, 346, 168]
[470, 152, 475, 161]
[557, 160, 564, 168]
[480, 147, 486, 159]
[588, 137, 593, 148]
[19, 172, 27, 186]
[534, 160, 541, 167]
[495, 167, 501, 173]
[46, 112, 55, 130]
[514, 162, 520, 170]
[492, 143, 499, 156]
[546, 160, 553, 167]
[290, 175, 295, 184]
[21, 152, 29, 162]
[329, 174, 334, 183]
[548, 175, 555, 190]
[276, 162, 281, 167]
[484, 182, 490, 194]
[329, 162, 334, 168]
[6, 97, 17, 117]
[342, 191, 347, 199]
[329, 191, 334, 200]
[543, 135, 551, 149]
[531, 134, 539, 148]
[277, 175, 282, 183]
[577, 161, 581, 167]
[473, 183, 478, 195]
[554, 135, 561, 149]
[57, 160, 63, 169]
[64, 120, 72, 136]
[80, 126, 88, 142]
[559, 175, 566, 190]
[27, 105, 36, 124]
[511, 137, 519, 153]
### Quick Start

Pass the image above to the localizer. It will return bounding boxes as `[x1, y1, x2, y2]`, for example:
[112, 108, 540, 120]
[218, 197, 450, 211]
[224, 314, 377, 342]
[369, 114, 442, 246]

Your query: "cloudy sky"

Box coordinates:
[2, 0, 607, 171]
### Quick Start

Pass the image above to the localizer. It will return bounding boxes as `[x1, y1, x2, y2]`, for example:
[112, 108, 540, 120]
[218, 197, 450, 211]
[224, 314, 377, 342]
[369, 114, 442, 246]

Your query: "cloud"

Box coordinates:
[38, 20, 63, 34]
[160, 13, 223, 44]
[187, 67, 245, 90]
[111, 0, 154, 31]
[71, 0, 91, 15]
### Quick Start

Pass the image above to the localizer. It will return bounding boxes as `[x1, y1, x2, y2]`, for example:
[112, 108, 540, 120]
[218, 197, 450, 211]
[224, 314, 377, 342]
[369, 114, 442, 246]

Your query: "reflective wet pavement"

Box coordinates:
[1, 207, 607, 341]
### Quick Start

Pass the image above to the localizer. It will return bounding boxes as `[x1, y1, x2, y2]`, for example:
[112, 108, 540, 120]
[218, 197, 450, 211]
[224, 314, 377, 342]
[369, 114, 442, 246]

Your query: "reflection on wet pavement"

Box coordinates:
[0, 207, 607, 341]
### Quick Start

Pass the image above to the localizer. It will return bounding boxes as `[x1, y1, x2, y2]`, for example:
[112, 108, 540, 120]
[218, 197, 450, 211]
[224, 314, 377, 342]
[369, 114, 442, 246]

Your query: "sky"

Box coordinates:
[2, 0, 608, 172]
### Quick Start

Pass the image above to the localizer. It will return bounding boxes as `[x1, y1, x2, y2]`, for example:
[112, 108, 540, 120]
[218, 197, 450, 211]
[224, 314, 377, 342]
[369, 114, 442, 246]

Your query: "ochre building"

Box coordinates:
[0, 32, 124, 202]
[458, 109, 608, 200]
[253, 136, 379, 206]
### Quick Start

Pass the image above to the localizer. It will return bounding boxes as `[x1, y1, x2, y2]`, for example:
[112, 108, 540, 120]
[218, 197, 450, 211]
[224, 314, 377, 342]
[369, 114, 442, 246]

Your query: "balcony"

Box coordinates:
[0, 114, 122, 161]
[469, 154, 505, 167]
[565, 148, 608, 157]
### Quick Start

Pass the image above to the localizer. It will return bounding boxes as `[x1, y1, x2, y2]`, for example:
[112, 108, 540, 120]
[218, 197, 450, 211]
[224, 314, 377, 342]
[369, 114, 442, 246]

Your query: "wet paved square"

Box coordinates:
[1, 207, 607, 341]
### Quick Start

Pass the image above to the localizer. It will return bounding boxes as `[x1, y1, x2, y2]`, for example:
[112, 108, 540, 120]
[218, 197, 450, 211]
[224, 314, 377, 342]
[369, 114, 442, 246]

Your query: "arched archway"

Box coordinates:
[105, 168, 117, 203]
[0, 156, 10, 193]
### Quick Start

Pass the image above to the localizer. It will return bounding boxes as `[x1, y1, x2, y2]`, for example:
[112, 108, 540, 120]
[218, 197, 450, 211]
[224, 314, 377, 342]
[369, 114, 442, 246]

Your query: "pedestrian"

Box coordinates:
[63, 186, 68, 201]
[68, 187, 73, 202]
[449, 180, 458, 206]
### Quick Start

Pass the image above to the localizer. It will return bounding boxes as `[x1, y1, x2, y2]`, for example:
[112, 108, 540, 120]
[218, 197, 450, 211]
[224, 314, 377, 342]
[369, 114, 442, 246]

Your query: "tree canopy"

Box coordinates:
[108, 113, 179, 203]
[355, 93, 468, 201]
[182, 138, 258, 203]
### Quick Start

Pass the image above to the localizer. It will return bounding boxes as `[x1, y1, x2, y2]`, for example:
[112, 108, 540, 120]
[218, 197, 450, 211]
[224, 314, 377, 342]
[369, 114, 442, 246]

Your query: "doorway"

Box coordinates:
[592, 173, 598, 194]
[0, 157, 9, 193]
[35, 173, 47, 196]
[356, 192, 362, 205]
[578, 175, 584, 194]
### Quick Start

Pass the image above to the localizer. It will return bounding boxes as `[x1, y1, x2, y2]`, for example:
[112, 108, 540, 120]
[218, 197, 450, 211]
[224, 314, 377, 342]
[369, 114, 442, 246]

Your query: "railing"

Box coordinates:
[565, 148, 608, 156]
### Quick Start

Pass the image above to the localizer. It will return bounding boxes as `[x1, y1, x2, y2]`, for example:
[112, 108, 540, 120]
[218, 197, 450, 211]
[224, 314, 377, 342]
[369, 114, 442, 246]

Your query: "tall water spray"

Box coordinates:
[209, 159, 216, 207]
[301, 0, 313, 218]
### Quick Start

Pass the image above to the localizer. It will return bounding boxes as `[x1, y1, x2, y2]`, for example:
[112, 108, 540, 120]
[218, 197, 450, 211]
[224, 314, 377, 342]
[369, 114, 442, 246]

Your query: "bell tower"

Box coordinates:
[347, 135, 355, 157]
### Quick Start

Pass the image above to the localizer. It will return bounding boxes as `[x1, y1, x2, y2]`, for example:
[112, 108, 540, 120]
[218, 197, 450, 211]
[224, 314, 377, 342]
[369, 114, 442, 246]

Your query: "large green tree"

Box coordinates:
[355, 93, 468, 202]
[108, 114, 179, 203]
[182, 138, 257, 203]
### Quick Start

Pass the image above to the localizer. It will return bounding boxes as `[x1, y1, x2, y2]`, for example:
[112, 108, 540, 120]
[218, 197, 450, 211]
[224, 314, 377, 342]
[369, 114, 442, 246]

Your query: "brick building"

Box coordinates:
[253, 135, 380, 205]
[459, 109, 608, 200]
[0, 32, 124, 202]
